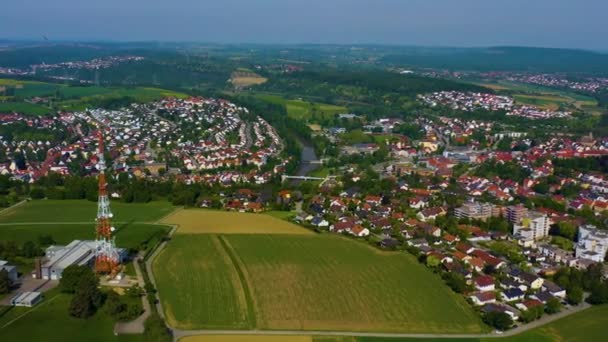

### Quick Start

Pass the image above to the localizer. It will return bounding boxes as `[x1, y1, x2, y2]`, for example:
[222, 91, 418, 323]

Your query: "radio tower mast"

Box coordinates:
[94, 130, 119, 275]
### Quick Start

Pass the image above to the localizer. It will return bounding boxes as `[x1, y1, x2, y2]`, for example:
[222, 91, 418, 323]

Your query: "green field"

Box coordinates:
[0, 102, 51, 115]
[0, 200, 174, 223]
[0, 77, 189, 113]
[0, 222, 170, 251]
[162, 209, 311, 235]
[154, 235, 252, 329]
[55, 86, 189, 111]
[254, 94, 347, 121]
[0, 289, 143, 342]
[178, 304, 608, 342]
[154, 234, 484, 333]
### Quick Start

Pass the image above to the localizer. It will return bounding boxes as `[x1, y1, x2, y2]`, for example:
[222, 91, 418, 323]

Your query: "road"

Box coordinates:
[172, 301, 590, 340]
[114, 254, 151, 334]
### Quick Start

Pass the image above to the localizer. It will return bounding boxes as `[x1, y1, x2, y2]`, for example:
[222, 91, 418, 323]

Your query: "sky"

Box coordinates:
[1, 0, 607, 50]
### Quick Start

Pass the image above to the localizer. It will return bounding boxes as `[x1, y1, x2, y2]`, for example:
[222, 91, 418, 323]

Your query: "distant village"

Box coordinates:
[419, 91, 572, 119]
[0, 55, 144, 77]
[0, 97, 286, 186]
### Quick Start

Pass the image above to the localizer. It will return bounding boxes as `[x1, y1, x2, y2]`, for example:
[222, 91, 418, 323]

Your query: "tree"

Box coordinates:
[426, 255, 441, 268]
[587, 282, 608, 305]
[38, 234, 55, 246]
[520, 306, 543, 323]
[443, 272, 468, 293]
[21, 241, 41, 258]
[29, 187, 45, 199]
[68, 272, 103, 319]
[567, 286, 584, 305]
[104, 291, 127, 318]
[546, 297, 562, 314]
[554, 222, 577, 240]
[483, 311, 512, 331]
[0, 269, 11, 294]
[60, 265, 96, 293]
[144, 313, 172, 342]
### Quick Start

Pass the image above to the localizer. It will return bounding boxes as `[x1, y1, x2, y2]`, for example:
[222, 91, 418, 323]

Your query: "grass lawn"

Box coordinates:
[254, 94, 346, 121]
[178, 305, 608, 341]
[55, 87, 188, 111]
[0, 289, 143, 342]
[0, 102, 51, 115]
[0, 200, 175, 223]
[512, 94, 567, 111]
[153, 235, 252, 329]
[0, 77, 189, 112]
[154, 233, 484, 333]
[0, 222, 170, 251]
[162, 209, 312, 235]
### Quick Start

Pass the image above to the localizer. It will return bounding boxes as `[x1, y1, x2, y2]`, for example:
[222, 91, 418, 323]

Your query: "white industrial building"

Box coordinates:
[10, 291, 43, 307]
[576, 225, 608, 262]
[0, 260, 18, 283]
[37, 240, 127, 280]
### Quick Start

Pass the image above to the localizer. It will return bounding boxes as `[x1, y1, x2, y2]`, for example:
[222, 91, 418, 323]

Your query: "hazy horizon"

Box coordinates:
[1, 0, 607, 50]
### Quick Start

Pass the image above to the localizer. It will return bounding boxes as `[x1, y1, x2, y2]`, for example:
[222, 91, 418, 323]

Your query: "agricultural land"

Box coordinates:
[153, 209, 484, 333]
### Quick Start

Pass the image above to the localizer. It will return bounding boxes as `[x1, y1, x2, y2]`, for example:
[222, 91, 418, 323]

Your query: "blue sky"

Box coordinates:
[1, 0, 606, 49]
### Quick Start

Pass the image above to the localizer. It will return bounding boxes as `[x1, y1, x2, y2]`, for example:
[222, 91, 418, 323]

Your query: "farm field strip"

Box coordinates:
[153, 234, 251, 330]
[154, 233, 485, 333]
[161, 209, 312, 235]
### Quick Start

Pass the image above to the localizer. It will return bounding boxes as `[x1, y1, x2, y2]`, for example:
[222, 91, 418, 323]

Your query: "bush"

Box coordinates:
[546, 297, 562, 314]
[68, 275, 104, 319]
[144, 313, 172, 342]
[483, 311, 513, 331]
[567, 286, 584, 305]
[60, 265, 96, 293]
[29, 187, 45, 199]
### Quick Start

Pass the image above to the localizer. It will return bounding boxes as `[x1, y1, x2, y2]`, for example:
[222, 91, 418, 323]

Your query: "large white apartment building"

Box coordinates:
[576, 225, 608, 262]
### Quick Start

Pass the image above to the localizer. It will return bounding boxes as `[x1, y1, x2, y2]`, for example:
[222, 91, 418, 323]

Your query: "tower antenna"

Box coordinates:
[94, 130, 119, 275]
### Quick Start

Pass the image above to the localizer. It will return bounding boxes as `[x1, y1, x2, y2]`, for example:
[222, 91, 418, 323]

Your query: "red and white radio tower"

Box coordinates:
[94, 130, 119, 275]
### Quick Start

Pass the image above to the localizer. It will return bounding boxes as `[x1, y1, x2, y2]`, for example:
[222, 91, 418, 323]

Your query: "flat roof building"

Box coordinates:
[39, 240, 127, 280]
[11, 291, 43, 307]
[0, 260, 18, 283]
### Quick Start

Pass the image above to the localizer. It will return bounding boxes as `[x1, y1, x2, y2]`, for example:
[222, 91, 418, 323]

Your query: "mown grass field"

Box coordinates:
[0, 77, 189, 113]
[155, 234, 484, 333]
[179, 305, 608, 342]
[0, 101, 51, 115]
[55, 86, 189, 111]
[153, 235, 252, 329]
[0, 222, 170, 251]
[0, 199, 174, 223]
[0, 289, 143, 342]
[162, 209, 312, 234]
[254, 94, 347, 121]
